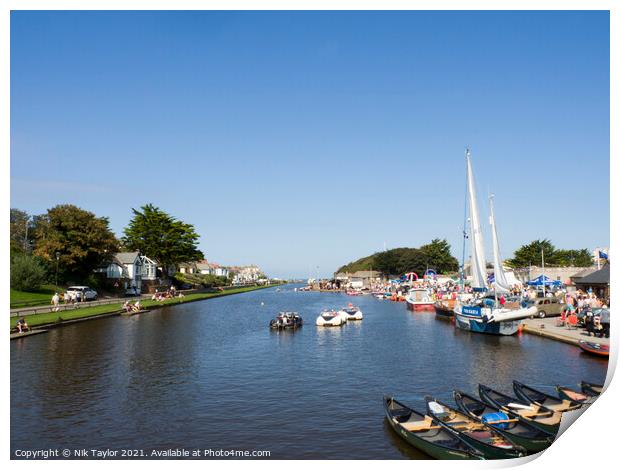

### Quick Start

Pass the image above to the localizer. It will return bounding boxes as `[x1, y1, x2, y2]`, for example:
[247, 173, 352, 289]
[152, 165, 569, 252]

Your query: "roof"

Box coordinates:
[114, 252, 140, 264]
[575, 264, 609, 285]
[570, 267, 598, 280]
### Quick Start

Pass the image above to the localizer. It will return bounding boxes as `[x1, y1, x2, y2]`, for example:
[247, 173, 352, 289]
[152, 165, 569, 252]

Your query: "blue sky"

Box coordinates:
[11, 11, 609, 278]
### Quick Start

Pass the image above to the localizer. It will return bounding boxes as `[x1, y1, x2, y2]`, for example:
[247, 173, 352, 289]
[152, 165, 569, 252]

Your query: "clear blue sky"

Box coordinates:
[11, 11, 609, 279]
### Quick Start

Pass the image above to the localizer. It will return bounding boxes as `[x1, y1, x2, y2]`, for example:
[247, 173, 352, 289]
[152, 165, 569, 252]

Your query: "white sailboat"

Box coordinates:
[454, 150, 536, 335]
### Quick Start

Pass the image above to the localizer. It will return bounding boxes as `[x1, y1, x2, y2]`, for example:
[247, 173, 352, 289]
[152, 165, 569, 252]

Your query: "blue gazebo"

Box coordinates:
[527, 275, 562, 287]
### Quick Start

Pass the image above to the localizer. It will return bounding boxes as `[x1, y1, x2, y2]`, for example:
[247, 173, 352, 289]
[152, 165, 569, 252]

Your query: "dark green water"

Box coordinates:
[11, 285, 608, 459]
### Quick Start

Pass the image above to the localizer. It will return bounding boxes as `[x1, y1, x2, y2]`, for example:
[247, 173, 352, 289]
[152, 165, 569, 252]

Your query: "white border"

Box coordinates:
[2, 2, 616, 469]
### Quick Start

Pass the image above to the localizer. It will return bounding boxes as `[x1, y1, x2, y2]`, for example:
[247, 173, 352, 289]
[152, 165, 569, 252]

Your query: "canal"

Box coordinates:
[11, 286, 608, 459]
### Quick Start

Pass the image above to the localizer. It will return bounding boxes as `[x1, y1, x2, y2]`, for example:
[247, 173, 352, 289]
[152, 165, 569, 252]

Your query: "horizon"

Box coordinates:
[10, 10, 610, 278]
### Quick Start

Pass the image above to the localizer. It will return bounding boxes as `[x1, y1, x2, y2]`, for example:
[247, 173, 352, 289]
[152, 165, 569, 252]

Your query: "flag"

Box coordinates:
[599, 250, 609, 260]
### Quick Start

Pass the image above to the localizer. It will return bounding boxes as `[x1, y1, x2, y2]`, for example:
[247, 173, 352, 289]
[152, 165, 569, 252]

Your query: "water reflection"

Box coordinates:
[11, 288, 608, 459]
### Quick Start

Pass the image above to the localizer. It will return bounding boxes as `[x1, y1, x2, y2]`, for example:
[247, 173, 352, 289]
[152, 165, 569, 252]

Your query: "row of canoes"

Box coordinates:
[385, 380, 603, 460]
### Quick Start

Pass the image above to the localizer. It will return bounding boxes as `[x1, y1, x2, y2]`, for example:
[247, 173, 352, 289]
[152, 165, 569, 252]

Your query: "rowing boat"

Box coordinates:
[578, 341, 609, 358]
[555, 386, 594, 405]
[581, 381, 603, 397]
[513, 381, 581, 413]
[453, 390, 553, 453]
[425, 397, 525, 459]
[478, 384, 561, 435]
[383, 397, 483, 460]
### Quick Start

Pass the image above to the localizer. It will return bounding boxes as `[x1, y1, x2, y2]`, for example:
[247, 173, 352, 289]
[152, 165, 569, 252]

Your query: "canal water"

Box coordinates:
[11, 286, 608, 459]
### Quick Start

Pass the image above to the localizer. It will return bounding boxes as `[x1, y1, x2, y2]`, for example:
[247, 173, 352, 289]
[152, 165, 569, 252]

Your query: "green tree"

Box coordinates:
[32, 204, 120, 282]
[555, 249, 593, 267]
[506, 240, 594, 268]
[369, 240, 459, 276]
[10, 253, 48, 291]
[122, 204, 204, 276]
[10, 208, 35, 255]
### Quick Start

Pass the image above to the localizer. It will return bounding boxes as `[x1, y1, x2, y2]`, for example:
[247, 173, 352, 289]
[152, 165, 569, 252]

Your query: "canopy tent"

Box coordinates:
[527, 275, 562, 287]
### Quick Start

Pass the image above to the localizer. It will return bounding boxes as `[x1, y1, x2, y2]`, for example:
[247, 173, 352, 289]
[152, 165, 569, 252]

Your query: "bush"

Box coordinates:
[10, 254, 47, 291]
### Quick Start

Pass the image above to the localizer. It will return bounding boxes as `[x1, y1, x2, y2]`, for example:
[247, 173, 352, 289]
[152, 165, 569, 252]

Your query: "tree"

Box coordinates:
[506, 240, 593, 268]
[370, 240, 459, 276]
[10, 208, 35, 255]
[555, 249, 593, 267]
[32, 204, 120, 282]
[10, 253, 47, 291]
[122, 204, 204, 275]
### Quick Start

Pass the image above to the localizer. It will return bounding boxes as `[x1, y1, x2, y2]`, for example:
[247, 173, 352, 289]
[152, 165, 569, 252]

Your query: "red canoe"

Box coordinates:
[578, 340, 609, 358]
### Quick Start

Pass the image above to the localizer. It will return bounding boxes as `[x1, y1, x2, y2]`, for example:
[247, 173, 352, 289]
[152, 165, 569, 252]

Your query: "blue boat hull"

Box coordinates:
[454, 306, 521, 336]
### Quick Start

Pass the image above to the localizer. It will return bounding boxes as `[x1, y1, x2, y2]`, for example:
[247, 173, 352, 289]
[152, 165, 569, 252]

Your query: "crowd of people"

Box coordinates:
[151, 285, 183, 301]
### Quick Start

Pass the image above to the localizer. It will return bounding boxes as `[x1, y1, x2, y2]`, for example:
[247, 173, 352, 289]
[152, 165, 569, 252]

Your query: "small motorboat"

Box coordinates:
[338, 304, 363, 321]
[383, 397, 483, 460]
[434, 300, 455, 320]
[578, 340, 609, 358]
[478, 384, 561, 435]
[581, 381, 603, 397]
[513, 381, 582, 413]
[269, 312, 303, 330]
[453, 390, 553, 453]
[316, 310, 345, 327]
[556, 386, 594, 405]
[405, 288, 435, 311]
[425, 397, 525, 459]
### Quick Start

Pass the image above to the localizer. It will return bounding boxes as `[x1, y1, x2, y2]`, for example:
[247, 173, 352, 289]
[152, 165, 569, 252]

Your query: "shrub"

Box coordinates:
[10, 254, 47, 291]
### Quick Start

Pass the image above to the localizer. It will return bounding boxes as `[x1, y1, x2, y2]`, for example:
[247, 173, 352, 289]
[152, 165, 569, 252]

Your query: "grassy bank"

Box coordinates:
[10, 284, 274, 329]
[10, 285, 61, 309]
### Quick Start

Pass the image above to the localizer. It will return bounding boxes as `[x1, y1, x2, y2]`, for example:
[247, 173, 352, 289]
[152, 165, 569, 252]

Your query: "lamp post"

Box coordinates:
[55, 252, 60, 288]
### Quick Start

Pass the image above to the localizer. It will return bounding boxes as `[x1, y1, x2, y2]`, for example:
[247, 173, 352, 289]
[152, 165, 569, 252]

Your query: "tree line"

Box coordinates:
[336, 238, 595, 278]
[10, 204, 204, 291]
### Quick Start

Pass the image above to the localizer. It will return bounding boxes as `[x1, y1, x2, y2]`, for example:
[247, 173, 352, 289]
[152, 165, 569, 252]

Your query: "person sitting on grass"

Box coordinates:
[123, 300, 132, 313]
[16, 318, 30, 333]
[132, 300, 142, 312]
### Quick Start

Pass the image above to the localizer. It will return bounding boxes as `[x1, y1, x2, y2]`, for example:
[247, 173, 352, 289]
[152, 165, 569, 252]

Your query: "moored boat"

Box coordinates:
[269, 312, 303, 330]
[434, 299, 455, 320]
[578, 340, 609, 358]
[383, 397, 483, 460]
[555, 386, 594, 405]
[405, 288, 435, 312]
[478, 384, 561, 435]
[316, 310, 345, 327]
[425, 397, 525, 459]
[454, 151, 536, 335]
[453, 390, 553, 453]
[513, 381, 581, 413]
[338, 304, 363, 321]
[581, 381, 603, 397]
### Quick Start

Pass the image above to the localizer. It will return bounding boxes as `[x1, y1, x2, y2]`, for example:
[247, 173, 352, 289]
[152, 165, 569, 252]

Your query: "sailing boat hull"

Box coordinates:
[454, 305, 521, 336]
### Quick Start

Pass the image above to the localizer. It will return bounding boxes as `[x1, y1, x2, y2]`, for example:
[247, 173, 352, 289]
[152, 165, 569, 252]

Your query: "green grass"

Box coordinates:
[10, 285, 62, 308]
[10, 284, 274, 329]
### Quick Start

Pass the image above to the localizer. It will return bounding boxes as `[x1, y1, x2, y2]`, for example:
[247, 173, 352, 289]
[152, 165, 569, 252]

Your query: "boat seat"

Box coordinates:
[400, 417, 439, 432]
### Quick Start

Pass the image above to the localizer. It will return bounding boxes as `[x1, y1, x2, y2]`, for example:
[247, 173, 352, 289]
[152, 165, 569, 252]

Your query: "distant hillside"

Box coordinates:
[336, 253, 380, 274]
[336, 239, 459, 276]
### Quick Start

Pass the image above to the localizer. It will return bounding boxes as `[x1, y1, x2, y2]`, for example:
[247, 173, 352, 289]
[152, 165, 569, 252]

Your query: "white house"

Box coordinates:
[99, 252, 158, 294]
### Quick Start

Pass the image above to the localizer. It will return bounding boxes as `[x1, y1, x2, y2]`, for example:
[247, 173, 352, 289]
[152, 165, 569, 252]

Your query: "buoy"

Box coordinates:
[261, 302, 264, 306]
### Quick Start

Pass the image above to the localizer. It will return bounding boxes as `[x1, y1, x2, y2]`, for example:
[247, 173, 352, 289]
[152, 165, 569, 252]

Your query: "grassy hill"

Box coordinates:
[336, 240, 459, 276]
[336, 253, 381, 274]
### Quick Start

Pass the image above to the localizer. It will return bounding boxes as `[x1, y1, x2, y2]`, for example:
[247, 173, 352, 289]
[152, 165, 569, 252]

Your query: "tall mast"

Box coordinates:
[460, 149, 469, 289]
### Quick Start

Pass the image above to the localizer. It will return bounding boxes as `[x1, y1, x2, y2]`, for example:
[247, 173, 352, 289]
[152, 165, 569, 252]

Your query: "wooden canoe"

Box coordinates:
[478, 384, 561, 436]
[513, 381, 582, 413]
[425, 397, 525, 459]
[383, 397, 483, 460]
[454, 390, 553, 453]
[581, 381, 603, 397]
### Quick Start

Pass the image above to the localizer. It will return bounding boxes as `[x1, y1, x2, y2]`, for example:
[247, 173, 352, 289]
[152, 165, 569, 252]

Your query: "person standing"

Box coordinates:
[51, 292, 60, 312]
